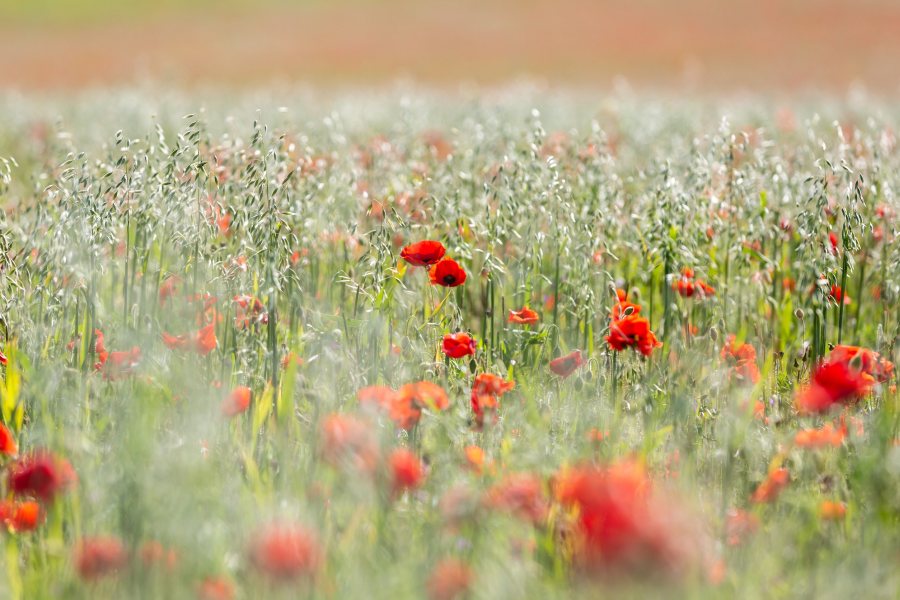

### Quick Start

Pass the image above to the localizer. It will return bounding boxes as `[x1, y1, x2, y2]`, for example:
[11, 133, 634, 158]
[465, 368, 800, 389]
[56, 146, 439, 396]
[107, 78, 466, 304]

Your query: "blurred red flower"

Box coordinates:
[8, 451, 76, 503]
[442, 333, 477, 359]
[470, 373, 515, 428]
[0, 422, 17, 456]
[234, 295, 268, 329]
[549, 350, 586, 378]
[320, 414, 379, 473]
[426, 558, 473, 600]
[0, 499, 43, 532]
[508, 306, 539, 324]
[390, 448, 425, 494]
[720, 335, 759, 384]
[429, 258, 466, 287]
[74, 536, 128, 580]
[197, 576, 235, 600]
[795, 360, 871, 414]
[400, 240, 446, 267]
[750, 467, 789, 503]
[221, 386, 251, 417]
[249, 524, 320, 581]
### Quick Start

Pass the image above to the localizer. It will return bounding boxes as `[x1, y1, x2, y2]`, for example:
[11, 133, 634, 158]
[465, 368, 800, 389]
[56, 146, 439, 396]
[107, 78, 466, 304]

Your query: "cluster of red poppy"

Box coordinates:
[0, 442, 76, 536]
[720, 335, 760, 384]
[470, 373, 515, 428]
[795, 344, 893, 414]
[400, 240, 466, 287]
[672, 268, 715, 299]
[358, 380, 450, 431]
[606, 289, 661, 356]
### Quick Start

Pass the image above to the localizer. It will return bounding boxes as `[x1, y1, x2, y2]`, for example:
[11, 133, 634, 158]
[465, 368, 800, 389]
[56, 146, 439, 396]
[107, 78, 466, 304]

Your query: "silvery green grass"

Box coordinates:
[0, 88, 897, 599]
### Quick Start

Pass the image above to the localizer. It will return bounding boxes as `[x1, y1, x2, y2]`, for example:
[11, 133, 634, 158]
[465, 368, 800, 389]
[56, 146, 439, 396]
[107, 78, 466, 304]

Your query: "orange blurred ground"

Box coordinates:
[1, 0, 899, 91]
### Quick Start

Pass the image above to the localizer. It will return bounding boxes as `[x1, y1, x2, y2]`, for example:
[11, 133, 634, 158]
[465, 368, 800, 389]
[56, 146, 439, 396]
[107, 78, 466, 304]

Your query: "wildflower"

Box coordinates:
[795, 360, 871, 414]
[221, 386, 251, 417]
[426, 558, 473, 600]
[486, 473, 548, 524]
[233, 295, 268, 329]
[549, 350, 586, 378]
[442, 333, 477, 359]
[725, 509, 759, 546]
[470, 373, 515, 427]
[610, 289, 640, 319]
[555, 459, 703, 574]
[320, 414, 379, 473]
[249, 524, 320, 581]
[8, 451, 76, 503]
[102, 346, 141, 380]
[508, 306, 539, 324]
[429, 258, 467, 287]
[400, 240, 446, 267]
[74, 536, 128, 580]
[163, 324, 218, 356]
[197, 576, 235, 600]
[828, 284, 850, 305]
[606, 314, 661, 356]
[794, 421, 846, 449]
[0, 422, 17, 456]
[397, 381, 449, 412]
[828, 344, 894, 383]
[720, 335, 760, 384]
[390, 448, 425, 494]
[93, 329, 109, 369]
[819, 500, 847, 521]
[750, 468, 789, 503]
[0, 347, 6, 366]
[0, 500, 43, 532]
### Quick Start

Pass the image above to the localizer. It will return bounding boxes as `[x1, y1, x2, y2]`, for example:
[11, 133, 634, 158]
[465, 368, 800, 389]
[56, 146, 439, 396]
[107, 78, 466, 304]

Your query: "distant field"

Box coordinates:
[2, 0, 899, 90]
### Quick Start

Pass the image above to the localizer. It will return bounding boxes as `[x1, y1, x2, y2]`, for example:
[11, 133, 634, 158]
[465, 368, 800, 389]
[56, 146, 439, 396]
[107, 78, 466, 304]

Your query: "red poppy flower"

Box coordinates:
[555, 459, 702, 574]
[794, 420, 846, 449]
[357, 385, 397, 409]
[74, 536, 128, 580]
[101, 347, 141, 380]
[795, 360, 871, 414]
[194, 324, 218, 355]
[400, 240, 446, 267]
[320, 414, 379, 473]
[249, 524, 320, 581]
[720, 335, 760, 384]
[828, 344, 894, 383]
[398, 381, 449, 412]
[221, 386, 251, 417]
[470, 373, 515, 427]
[606, 314, 661, 356]
[234, 295, 268, 329]
[429, 258, 466, 287]
[750, 468, 789, 503]
[508, 307, 539, 324]
[0, 422, 17, 456]
[390, 448, 425, 494]
[8, 451, 76, 503]
[828, 284, 850, 305]
[426, 558, 473, 600]
[0, 500, 43, 532]
[442, 333, 477, 358]
[549, 350, 586, 377]
[0, 347, 6, 366]
[93, 329, 109, 369]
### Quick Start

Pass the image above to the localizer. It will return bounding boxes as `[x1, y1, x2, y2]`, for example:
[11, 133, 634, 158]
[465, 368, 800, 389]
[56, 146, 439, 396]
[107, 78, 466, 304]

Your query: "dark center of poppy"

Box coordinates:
[443, 274, 456, 284]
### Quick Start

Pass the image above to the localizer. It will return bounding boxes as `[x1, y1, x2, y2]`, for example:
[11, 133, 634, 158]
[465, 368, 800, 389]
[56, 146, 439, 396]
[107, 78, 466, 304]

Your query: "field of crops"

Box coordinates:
[0, 89, 898, 599]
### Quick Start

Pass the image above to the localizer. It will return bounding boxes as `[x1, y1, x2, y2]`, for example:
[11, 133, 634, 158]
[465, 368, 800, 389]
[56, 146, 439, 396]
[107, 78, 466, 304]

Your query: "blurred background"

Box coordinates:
[1, 0, 899, 92]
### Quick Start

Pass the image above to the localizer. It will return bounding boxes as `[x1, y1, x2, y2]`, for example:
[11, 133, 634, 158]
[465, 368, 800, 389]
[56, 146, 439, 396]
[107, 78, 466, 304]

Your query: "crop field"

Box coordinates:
[0, 89, 898, 599]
